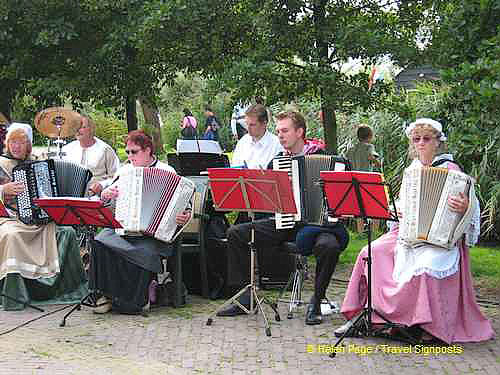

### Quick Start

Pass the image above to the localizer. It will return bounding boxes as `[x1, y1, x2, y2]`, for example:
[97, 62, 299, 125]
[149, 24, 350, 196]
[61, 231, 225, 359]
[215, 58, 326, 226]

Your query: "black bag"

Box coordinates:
[258, 246, 297, 290]
[155, 279, 187, 307]
[181, 125, 197, 140]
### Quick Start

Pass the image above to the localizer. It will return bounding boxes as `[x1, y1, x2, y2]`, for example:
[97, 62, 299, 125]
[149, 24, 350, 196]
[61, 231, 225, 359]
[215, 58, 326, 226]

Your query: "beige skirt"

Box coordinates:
[0, 218, 59, 280]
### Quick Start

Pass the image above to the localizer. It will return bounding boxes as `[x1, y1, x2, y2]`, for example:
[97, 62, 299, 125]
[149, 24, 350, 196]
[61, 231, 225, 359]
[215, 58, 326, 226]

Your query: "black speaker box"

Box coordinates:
[258, 246, 296, 290]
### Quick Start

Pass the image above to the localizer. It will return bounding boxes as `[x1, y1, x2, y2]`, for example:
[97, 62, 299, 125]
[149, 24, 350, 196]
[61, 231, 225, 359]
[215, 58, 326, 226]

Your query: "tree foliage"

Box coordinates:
[209, 0, 440, 152]
[423, 0, 500, 240]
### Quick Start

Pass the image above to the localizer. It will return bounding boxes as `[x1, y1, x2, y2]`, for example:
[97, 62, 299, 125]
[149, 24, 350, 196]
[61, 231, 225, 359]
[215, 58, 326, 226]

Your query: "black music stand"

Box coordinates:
[320, 171, 418, 357]
[0, 201, 44, 311]
[205, 168, 297, 336]
[167, 152, 230, 176]
[34, 197, 122, 327]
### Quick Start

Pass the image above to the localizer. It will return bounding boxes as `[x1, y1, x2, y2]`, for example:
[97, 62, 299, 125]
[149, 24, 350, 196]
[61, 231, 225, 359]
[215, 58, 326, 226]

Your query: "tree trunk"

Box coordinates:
[125, 96, 138, 132]
[321, 99, 338, 154]
[313, 1, 338, 154]
[0, 81, 15, 123]
[138, 97, 163, 153]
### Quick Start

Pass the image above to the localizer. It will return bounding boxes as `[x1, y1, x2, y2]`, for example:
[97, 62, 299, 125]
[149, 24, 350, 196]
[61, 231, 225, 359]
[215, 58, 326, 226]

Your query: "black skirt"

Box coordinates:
[89, 229, 175, 313]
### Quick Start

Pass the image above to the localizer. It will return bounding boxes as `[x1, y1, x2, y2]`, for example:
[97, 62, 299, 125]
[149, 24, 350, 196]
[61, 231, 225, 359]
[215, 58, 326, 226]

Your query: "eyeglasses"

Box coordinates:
[9, 141, 27, 146]
[125, 148, 141, 155]
[411, 135, 435, 144]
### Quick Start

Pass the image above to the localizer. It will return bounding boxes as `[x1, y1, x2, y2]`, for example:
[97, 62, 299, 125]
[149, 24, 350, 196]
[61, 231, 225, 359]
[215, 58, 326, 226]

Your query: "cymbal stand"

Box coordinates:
[46, 115, 66, 159]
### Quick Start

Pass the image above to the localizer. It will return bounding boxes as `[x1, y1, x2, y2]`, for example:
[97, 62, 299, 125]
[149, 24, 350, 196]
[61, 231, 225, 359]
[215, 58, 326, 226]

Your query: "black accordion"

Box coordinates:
[273, 154, 350, 229]
[12, 159, 92, 225]
[53, 159, 93, 197]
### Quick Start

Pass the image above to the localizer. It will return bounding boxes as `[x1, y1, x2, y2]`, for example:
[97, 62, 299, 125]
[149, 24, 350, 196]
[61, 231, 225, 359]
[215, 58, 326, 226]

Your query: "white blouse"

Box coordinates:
[392, 154, 480, 284]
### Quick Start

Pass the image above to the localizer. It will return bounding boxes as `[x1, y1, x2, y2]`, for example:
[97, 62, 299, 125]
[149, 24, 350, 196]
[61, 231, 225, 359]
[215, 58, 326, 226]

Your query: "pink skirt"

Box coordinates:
[340, 229, 495, 343]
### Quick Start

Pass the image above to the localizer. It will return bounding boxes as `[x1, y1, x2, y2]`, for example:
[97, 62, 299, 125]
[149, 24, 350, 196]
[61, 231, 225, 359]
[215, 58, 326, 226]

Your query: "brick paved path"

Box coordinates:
[1, 265, 498, 375]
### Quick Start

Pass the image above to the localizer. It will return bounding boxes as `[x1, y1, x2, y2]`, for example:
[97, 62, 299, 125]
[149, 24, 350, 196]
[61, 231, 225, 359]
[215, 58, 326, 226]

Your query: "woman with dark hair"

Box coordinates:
[91, 130, 192, 314]
[335, 118, 494, 343]
[181, 108, 197, 140]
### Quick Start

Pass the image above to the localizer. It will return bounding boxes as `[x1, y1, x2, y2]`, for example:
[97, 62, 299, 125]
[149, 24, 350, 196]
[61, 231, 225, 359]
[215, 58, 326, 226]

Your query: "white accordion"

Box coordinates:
[273, 154, 349, 229]
[114, 167, 195, 243]
[398, 166, 476, 249]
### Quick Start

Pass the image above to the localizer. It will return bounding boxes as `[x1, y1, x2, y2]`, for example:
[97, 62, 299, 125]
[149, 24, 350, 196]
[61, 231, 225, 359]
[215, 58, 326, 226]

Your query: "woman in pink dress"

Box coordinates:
[336, 118, 494, 344]
[181, 108, 197, 139]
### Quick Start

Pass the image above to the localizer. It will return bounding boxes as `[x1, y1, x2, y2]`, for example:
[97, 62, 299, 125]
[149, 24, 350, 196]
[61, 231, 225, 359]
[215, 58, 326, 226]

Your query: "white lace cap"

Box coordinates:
[406, 118, 447, 141]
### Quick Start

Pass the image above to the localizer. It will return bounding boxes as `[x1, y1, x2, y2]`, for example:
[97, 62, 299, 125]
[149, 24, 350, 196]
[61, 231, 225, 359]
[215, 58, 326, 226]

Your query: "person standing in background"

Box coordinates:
[345, 124, 381, 232]
[203, 106, 220, 141]
[180, 108, 197, 140]
[231, 101, 249, 140]
[345, 124, 381, 172]
[62, 115, 120, 196]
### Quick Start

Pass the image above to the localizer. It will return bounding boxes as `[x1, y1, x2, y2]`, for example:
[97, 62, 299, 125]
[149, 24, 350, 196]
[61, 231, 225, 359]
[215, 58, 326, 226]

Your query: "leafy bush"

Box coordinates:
[91, 112, 128, 154]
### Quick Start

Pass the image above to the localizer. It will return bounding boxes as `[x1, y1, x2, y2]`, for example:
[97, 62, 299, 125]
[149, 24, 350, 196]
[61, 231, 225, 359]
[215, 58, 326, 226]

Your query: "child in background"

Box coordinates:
[345, 124, 381, 233]
[345, 124, 381, 172]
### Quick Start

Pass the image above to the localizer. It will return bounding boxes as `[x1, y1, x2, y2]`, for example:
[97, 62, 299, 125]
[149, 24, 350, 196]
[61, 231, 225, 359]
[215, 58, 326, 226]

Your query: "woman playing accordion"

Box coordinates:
[0, 123, 86, 310]
[335, 118, 494, 344]
[90, 130, 192, 314]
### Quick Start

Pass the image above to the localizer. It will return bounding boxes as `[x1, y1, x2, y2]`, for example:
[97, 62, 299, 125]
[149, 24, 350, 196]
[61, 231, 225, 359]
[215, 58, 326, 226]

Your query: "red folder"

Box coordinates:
[320, 171, 391, 220]
[34, 197, 122, 228]
[207, 168, 297, 214]
[0, 200, 8, 217]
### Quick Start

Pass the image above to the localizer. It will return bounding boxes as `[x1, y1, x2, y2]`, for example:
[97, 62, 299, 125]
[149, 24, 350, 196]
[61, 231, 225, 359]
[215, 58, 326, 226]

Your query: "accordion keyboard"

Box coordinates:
[13, 160, 58, 225]
[273, 156, 302, 229]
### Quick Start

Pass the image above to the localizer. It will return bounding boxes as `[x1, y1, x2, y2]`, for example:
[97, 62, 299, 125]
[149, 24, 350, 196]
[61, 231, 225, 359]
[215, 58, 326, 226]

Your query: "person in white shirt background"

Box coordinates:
[62, 115, 120, 196]
[230, 103, 283, 170]
[231, 101, 250, 140]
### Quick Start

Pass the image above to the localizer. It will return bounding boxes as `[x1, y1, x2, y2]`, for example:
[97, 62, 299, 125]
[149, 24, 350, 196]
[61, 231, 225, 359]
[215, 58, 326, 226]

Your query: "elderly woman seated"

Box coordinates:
[0, 123, 86, 310]
[334, 118, 494, 344]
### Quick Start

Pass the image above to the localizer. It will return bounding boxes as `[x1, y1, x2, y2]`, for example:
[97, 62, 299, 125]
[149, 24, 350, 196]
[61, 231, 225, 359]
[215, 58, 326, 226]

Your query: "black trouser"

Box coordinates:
[226, 218, 346, 309]
[236, 122, 247, 140]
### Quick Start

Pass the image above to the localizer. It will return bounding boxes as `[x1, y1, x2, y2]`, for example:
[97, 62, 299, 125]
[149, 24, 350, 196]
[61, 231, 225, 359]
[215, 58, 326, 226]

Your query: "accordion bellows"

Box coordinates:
[114, 167, 195, 243]
[273, 154, 349, 229]
[53, 159, 93, 197]
[398, 166, 476, 249]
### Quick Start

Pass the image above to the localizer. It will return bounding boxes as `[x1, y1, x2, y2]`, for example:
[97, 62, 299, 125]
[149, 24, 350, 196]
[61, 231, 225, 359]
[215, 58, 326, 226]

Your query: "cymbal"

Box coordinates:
[0, 112, 8, 125]
[34, 107, 82, 138]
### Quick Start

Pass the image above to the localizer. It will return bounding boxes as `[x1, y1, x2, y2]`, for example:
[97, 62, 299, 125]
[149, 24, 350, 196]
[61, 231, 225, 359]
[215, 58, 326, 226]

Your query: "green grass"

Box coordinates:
[339, 231, 500, 284]
[469, 245, 500, 278]
[338, 230, 387, 265]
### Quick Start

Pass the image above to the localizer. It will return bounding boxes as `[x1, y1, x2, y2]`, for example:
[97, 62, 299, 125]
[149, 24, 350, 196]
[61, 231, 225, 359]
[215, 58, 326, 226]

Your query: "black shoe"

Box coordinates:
[216, 304, 248, 317]
[305, 304, 322, 325]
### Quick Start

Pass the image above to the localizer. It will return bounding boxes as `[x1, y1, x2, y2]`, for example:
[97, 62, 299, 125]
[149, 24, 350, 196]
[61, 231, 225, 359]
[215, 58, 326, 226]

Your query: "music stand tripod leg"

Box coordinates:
[60, 290, 99, 327]
[206, 223, 276, 337]
[60, 224, 106, 327]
